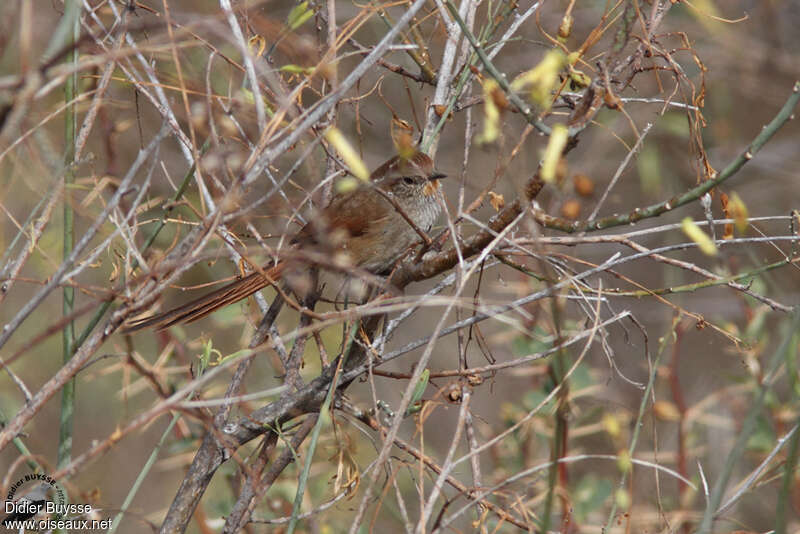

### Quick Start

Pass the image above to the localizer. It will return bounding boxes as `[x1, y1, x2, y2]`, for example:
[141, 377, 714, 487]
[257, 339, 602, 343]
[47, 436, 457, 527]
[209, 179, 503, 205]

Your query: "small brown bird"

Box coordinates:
[124, 152, 445, 331]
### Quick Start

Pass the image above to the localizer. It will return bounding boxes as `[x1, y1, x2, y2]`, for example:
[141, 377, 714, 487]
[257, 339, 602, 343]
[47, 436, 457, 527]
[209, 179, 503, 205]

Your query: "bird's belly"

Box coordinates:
[336, 193, 441, 274]
[356, 228, 417, 273]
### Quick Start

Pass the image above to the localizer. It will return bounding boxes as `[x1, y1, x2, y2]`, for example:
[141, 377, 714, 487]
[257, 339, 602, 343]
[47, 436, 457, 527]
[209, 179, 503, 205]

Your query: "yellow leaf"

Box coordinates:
[510, 49, 566, 109]
[541, 123, 568, 183]
[280, 64, 313, 74]
[682, 217, 718, 256]
[728, 192, 749, 234]
[477, 79, 501, 144]
[288, 1, 314, 30]
[653, 401, 681, 421]
[325, 127, 370, 181]
[336, 177, 359, 193]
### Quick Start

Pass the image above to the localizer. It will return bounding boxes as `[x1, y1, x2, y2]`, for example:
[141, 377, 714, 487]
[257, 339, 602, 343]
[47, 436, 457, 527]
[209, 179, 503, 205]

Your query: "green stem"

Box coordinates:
[775, 328, 799, 534]
[603, 318, 678, 530]
[697, 310, 800, 533]
[600, 258, 793, 298]
[108, 413, 180, 533]
[542, 82, 800, 234]
[0, 405, 41, 472]
[286, 319, 359, 534]
[775, 420, 800, 534]
[57, 0, 80, 473]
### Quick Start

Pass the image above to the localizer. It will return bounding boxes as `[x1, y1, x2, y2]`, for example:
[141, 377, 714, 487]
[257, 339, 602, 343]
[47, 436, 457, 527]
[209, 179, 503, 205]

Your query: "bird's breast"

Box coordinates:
[415, 196, 441, 233]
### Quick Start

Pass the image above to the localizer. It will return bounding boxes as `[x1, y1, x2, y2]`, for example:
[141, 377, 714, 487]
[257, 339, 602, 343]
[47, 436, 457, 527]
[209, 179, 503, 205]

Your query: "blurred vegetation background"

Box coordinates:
[1, 0, 799, 533]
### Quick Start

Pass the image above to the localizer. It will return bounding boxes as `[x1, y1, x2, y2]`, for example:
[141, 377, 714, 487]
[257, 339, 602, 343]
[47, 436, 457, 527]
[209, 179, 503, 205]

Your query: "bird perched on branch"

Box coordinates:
[124, 151, 446, 331]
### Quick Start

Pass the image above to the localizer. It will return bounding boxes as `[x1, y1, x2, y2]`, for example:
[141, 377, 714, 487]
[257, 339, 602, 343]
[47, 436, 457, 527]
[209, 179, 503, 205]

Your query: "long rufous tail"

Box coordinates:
[123, 263, 285, 332]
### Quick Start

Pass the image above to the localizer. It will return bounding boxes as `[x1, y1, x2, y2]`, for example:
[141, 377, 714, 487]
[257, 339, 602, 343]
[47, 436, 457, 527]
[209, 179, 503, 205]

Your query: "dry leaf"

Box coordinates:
[488, 191, 505, 211]
[391, 118, 415, 160]
[248, 35, 266, 57]
[573, 173, 594, 196]
[432, 105, 453, 120]
[108, 261, 120, 283]
[728, 192, 749, 234]
[720, 192, 734, 240]
[560, 199, 580, 219]
[488, 82, 508, 111]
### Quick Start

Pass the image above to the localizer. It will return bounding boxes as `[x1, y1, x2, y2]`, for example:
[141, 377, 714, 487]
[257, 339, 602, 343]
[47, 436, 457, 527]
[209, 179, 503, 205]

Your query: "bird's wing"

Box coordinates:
[292, 188, 390, 245]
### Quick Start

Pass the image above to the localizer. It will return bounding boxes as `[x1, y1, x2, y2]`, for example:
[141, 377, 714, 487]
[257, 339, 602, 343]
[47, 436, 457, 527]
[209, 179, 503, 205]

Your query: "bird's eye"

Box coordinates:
[403, 177, 414, 185]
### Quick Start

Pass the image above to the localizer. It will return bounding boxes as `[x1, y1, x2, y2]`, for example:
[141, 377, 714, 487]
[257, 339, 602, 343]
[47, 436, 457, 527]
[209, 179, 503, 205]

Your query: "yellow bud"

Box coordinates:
[569, 68, 591, 89]
[615, 488, 631, 510]
[336, 176, 359, 193]
[558, 14, 573, 40]
[653, 401, 682, 421]
[617, 449, 632, 474]
[602, 413, 621, 438]
[567, 51, 580, 66]
[541, 123, 568, 183]
[477, 79, 502, 144]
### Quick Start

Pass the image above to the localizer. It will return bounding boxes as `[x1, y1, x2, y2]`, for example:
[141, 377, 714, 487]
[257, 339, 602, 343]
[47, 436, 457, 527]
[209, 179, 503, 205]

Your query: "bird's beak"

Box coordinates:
[428, 172, 447, 181]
